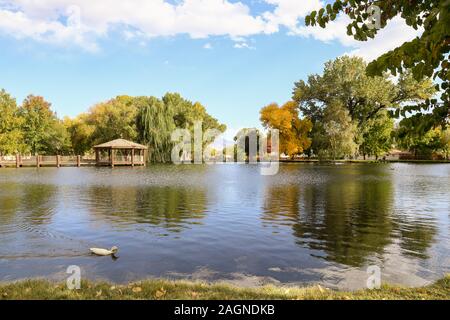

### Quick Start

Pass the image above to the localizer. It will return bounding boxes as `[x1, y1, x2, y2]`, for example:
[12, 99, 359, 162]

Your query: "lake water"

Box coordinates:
[0, 163, 449, 290]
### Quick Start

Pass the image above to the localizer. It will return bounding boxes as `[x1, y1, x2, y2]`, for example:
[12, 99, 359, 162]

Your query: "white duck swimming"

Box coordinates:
[90, 246, 118, 256]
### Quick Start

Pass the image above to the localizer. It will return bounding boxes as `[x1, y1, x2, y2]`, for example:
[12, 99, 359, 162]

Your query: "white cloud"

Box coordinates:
[0, 0, 422, 59]
[233, 42, 255, 50]
[347, 17, 422, 61]
[0, 0, 268, 50]
[0, 7, 99, 51]
[294, 14, 422, 61]
[203, 43, 212, 49]
[262, 0, 323, 33]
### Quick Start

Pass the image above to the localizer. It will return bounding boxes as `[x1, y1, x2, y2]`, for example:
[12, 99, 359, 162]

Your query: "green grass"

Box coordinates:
[0, 275, 449, 300]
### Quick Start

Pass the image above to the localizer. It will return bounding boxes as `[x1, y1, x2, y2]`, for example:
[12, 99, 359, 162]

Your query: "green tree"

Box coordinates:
[136, 93, 226, 163]
[63, 115, 95, 155]
[396, 123, 442, 158]
[136, 96, 176, 163]
[19, 95, 70, 155]
[164, 93, 226, 134]
[293, 56, 435, 126]
[440, 128, 450, 159]
[359, 111, 394, 159]
[314, 102, 358, 160]
[0, 89, 27, 155]
[85, 95, 138, 146]
[306, 1, 449, 129]
[43, 119, 72, 155]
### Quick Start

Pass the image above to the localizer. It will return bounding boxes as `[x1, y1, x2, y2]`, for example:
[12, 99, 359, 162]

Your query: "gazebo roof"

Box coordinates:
[94, 139, 148, 149]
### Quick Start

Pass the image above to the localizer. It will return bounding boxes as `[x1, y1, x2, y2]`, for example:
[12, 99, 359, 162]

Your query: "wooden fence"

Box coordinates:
[0, 155, 96, 168]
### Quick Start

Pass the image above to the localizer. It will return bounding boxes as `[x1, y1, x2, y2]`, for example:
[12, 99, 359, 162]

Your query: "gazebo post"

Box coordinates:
[111, 148, 115, 168]
[131, 148, 135, 167]
[95, 149, 99, 166]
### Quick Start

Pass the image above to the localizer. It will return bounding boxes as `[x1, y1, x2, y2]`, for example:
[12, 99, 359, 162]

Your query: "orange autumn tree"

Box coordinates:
[260, 101, 313, 158]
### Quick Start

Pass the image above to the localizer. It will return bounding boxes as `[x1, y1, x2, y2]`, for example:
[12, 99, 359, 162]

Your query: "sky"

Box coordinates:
[0, 0, 421, 133]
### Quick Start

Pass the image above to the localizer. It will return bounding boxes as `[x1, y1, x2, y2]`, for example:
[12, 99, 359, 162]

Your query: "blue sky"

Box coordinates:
[0, 0, 419, 131]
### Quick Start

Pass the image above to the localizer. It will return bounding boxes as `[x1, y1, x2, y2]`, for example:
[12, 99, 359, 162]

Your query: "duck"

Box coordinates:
[90, 246, 118, 256]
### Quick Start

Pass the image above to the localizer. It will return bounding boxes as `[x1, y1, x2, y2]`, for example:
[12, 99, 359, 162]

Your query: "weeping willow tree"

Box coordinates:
[136, 93, 226, 163]
[136, 96, 176, 163]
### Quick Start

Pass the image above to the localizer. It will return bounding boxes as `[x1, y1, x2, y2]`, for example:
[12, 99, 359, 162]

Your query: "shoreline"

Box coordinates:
[1, 159, 449, 169]
[1, 275, 449, 300]
[280, 159, 450, 164]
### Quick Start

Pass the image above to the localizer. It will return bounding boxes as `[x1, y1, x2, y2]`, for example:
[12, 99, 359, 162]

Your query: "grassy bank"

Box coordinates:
[0, 276, 449, 300]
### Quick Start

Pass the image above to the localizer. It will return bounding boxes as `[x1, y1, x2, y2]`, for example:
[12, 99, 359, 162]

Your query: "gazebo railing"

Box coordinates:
[0, 154, 114, 168]
[1, 150, 147, 168]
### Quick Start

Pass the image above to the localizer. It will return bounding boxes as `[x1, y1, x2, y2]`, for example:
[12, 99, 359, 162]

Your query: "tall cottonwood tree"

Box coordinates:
[293, 56, 434, 157]
[293, 56, 435, 125]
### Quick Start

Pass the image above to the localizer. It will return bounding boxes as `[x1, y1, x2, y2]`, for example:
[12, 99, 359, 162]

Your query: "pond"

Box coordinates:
[0, 163, 449, 289]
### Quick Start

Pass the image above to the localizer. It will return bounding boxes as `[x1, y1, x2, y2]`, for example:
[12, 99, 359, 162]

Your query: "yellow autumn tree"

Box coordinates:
[260, 101, 312, 158]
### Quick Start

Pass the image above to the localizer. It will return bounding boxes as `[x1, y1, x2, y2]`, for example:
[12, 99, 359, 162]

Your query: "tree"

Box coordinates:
[314, 102, 358, 160]
[359, 111, 394, 159]
[62, 93, 225, 161]
[396, 123, 442, 158]
[136, 96, 176, 163]
[19, 95, 70, 155]
[63, 115, 95, 155]
[306, 1, 449, 129]
[440, 128, 450, 159]
[43, 119, 72, 155]
[234, 128, 260, 161]
[293, 56, 435, 158]
[0, 89, 26, 155]
[260, 101, 312, 158]
[85, 95, 138, 146]
[164, 93, 226, 135]
[136, 93, 226, 163]
[293, 56, 435, 126]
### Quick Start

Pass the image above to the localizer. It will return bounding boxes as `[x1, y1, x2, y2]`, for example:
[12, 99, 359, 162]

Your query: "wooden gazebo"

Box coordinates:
[94, 139, 148, 167]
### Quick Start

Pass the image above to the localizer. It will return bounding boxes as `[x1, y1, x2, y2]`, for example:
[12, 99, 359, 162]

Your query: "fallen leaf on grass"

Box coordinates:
[132, 287, 142, 293]
[155, 288, 167, 299]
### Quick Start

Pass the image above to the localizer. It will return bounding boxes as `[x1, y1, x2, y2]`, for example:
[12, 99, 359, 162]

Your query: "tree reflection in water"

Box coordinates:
[262, 165, 437, 266]
[85, 186, 208, 233]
